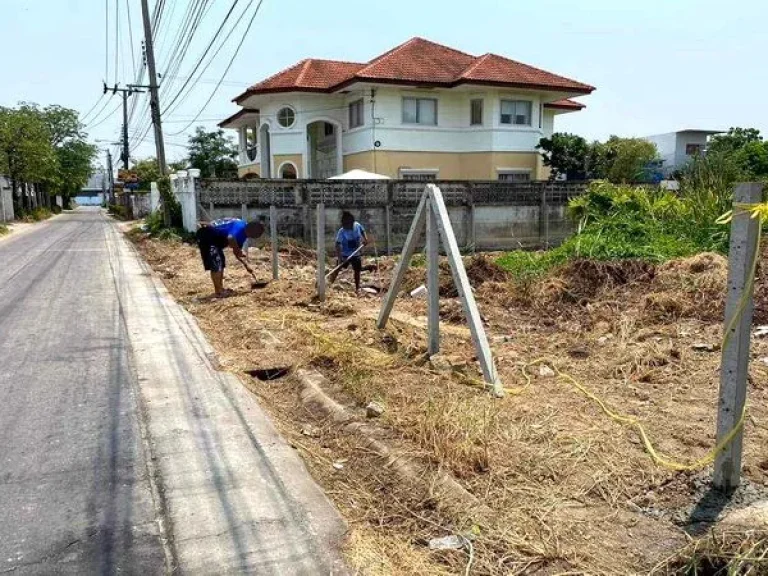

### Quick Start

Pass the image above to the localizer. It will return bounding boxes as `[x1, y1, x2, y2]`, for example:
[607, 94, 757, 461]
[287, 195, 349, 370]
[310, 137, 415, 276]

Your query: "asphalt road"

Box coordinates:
[0, 209, 166, 574]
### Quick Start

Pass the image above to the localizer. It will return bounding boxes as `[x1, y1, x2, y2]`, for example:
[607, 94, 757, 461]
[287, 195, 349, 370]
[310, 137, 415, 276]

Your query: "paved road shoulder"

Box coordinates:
[106, 221, 348, 574]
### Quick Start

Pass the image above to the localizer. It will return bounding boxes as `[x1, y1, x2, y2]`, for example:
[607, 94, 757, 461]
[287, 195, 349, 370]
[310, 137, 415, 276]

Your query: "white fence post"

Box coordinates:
[713, 182, 763, 490]
[150, 182, 160, 213]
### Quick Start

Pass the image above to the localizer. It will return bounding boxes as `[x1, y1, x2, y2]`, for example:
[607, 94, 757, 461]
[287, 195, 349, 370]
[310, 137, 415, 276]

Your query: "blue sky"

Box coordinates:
[1, 0, 765, 166]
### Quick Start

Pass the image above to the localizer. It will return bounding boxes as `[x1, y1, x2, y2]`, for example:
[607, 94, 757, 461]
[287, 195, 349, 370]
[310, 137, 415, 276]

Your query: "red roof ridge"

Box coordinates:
[358, 36, 476, 76]
[459, 53, 492, 79]
[245, 58, 308, 92]
[464, 52, 595, 91]
[295, 59, 314, 86]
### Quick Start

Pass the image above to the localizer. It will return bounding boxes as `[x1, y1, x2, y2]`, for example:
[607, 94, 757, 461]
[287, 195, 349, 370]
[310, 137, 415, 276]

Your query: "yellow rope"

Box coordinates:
[521, 359, 746, 472]
[513, 200, 766, 472]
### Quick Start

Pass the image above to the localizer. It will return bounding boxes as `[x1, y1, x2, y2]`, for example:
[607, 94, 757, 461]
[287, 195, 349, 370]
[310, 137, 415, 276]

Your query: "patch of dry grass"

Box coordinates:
[129, 231, 768, 576]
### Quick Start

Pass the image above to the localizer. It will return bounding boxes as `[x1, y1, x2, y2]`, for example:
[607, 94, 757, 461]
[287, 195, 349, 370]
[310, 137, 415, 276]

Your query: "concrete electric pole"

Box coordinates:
[138, 0, 170, 224]
[103, 83, 145, 170]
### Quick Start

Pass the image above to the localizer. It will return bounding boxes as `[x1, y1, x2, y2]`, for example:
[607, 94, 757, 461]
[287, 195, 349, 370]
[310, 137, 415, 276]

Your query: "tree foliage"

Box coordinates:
[537, 133, 659, 183]
[536, 133, 590, 180]
[0, 102, 96, 212]
[704, 127, 768, 179]
[187, 127, 238, 178]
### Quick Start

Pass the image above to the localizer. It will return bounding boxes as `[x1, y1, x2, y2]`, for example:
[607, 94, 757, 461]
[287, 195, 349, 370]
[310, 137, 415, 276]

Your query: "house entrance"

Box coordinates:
[307, 121, 340, 179]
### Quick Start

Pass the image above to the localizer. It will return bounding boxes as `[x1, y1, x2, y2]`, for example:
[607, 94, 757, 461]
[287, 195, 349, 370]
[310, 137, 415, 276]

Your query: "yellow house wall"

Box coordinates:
[343, 151, 542, 180]
[273, 154, 304, 178]
[238, 164, 260, 178]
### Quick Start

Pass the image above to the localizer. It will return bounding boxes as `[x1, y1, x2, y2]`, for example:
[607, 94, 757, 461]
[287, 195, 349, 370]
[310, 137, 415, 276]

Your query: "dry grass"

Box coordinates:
[128, 230, 768, 576]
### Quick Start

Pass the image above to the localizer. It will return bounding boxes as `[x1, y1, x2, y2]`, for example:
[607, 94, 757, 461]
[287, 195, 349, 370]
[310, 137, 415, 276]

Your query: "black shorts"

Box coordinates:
[340, 256, 362, 273]
[196, 227, 226, 272]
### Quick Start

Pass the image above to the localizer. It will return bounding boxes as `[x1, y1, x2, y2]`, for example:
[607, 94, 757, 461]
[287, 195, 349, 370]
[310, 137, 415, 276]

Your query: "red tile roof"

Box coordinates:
[544, 98, 586, 110]
[235, 38, 594, 103]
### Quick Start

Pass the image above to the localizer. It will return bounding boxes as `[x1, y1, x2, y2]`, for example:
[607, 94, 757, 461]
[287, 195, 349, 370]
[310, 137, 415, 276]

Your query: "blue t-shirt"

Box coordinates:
[335, 222, 365, 258]
[211, 218, 248, 248]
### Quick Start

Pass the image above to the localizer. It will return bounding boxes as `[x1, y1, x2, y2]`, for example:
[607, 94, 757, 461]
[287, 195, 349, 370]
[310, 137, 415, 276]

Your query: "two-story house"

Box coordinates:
[220, 37, 594, 181]
[643, 130, 724, 176]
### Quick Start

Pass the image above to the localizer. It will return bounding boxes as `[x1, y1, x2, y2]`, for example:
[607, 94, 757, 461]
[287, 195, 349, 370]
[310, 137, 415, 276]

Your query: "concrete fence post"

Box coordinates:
[270, 205, 279, 280]
[316, 203, 326, 302]
[384, 204, 392, 256]
[241, 203, 247, 220]
[714, 182, 764, 490]
[426, 200, 440, 355]
[186, 169, 201, 232]
[150, 182, 160, 213]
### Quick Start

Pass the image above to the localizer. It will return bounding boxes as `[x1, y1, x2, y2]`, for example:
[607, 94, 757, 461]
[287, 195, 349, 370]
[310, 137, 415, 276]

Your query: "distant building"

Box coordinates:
[643, 130, 723, 176]
[75, 169, 108, 206]
[220, 37, 595, 181]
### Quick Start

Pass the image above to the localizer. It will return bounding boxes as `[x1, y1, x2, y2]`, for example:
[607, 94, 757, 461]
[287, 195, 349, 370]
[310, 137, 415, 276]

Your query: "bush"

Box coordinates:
[0, 224, 9, 236]
[108, 203, 129, 220]
[497, 181, 733, 279]
[23, 207, 53, 222]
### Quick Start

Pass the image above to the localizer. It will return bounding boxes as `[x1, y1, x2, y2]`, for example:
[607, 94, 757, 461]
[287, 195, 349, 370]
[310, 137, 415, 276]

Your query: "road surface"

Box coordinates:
[0, 209, 346, 575]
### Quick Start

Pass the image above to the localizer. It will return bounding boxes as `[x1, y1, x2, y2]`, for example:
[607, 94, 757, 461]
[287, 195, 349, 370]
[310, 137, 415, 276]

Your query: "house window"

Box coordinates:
[402, 97, 437, 125]
[686, 143, 702, 156]
[500, 100, 532, 126]
[349, 99, 364, 129]
[498, 170, 531, 182]
[470, 99, 483, 126]
[245, 126, 258, 162]
[279, 162, 298, 179]
[277, 107, 295, 128]
[400, 169, 438, 181]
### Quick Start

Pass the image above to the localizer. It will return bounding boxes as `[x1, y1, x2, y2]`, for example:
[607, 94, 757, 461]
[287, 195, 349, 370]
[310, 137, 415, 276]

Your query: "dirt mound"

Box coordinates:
[440, 255, 510, 298]
[647, 252, 728, 321]
[536, 259, 656, 305]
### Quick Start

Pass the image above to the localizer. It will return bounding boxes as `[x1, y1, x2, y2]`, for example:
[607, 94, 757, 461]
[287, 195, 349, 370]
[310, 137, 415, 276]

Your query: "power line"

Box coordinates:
[125, 0, 138, 79]
[168, 0, 267, 135]
[160, 0, 243, 115]
[86, 100, 122, 130]
[81, 93, 107, 124]
[105, 0, 110, 80]
[114, 0, 119, 84]
[161, 0, 257, 119]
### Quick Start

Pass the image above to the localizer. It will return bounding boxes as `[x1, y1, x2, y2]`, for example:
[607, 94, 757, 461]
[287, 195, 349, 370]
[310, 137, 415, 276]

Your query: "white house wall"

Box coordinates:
[235, 87, 566, 173]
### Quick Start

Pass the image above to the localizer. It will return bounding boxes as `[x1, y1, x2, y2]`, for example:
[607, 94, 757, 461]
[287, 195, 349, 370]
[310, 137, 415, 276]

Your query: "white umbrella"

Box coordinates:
[328, 169, 391, 180]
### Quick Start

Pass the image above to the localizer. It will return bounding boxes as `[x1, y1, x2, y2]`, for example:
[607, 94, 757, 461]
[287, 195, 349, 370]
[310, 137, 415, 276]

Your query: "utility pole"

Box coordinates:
[106, 150, 115, 204]
[139, 0, 170, 224]
[103, 83, 144, 170]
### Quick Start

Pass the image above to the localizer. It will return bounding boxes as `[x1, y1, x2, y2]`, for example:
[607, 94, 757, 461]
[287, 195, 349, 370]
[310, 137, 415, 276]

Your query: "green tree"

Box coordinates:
[56, 140, 97, 206]
[0, 106, 57, 213]
[706, 127, 768, 178]
[187, 127, 238, 178]
[132, 157, 162, 191]
[602, 136, 658, 184]
[708, 127, 762, 157]
[536, 133, 590, 180]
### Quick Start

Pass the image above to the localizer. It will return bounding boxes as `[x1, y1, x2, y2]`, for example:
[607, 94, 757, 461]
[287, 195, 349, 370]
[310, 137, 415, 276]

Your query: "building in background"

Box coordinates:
[75, 169, 108, 206]
[220, 37, 594, 181]
[643, 129, 723, 176]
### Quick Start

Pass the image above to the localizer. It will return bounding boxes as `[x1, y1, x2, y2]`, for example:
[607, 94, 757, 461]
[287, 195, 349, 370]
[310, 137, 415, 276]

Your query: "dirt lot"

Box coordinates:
[128, 229, 768, 575]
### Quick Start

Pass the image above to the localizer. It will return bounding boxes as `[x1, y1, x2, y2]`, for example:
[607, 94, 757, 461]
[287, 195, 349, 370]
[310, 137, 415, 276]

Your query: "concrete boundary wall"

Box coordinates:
[191, 178, 587, 252]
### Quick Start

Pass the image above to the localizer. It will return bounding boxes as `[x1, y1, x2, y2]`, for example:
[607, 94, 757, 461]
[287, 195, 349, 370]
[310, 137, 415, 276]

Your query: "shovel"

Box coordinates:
[326, 245, 365, 284]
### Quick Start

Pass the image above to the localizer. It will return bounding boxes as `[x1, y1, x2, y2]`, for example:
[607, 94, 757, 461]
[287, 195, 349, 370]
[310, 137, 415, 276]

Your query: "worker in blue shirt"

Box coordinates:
[196, 218, 264, 297]
[331, 211, 367, 294]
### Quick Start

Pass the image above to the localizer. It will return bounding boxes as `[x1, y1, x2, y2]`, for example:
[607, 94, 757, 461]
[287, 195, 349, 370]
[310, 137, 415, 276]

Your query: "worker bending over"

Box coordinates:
[196, 218, 264, 298]
[332, 211, 368, 294]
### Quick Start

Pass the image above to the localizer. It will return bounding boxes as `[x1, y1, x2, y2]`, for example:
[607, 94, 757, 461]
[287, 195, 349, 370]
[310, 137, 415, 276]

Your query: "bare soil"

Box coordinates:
[128, 230, 768, 575]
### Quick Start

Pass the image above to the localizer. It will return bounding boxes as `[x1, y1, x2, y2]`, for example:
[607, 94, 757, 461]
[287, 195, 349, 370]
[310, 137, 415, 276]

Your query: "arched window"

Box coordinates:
[279, 162, 298, 179]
